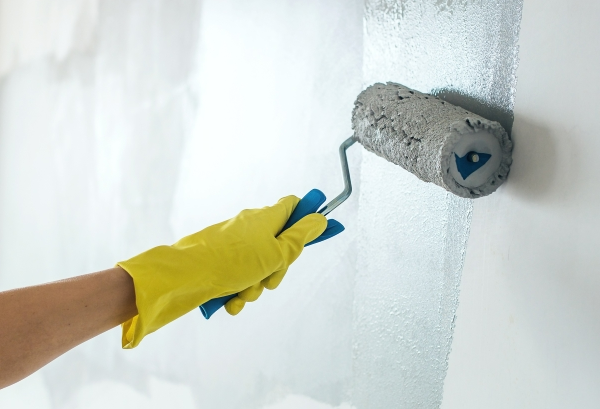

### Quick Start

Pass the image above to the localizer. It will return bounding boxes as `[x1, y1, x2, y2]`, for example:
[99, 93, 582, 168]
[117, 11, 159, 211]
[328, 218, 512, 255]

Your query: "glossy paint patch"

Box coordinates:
[352, 0, 522, 407]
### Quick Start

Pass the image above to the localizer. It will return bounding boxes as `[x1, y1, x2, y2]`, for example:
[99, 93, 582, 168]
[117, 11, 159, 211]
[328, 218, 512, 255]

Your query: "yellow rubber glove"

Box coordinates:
[117, 195, 327, 349]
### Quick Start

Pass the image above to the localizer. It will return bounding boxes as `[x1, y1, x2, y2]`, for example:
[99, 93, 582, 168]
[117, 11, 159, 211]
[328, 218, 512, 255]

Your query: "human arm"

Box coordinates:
[118, 195, 327, 348]
[0, 195, 328, 387]
[0, 267, 137, 389]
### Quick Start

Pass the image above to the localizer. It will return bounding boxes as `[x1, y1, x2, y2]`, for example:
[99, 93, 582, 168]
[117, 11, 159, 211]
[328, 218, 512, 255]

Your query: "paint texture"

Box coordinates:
[352, 82, 513, 198]
[353, 0, 522, 407]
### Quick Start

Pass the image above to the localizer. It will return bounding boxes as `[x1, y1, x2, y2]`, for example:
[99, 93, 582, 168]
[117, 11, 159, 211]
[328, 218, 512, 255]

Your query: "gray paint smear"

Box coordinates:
[352, 0, 522, 407]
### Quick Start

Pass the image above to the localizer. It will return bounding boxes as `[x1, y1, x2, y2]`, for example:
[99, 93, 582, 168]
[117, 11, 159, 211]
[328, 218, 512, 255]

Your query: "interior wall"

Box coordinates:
[352, 1, 522, 407]
[169, 1, 363, 408]
[442, 0, 600, 407]
[0, 0, 98, 78]
[0, 1, 202, 408]
[0, 1, 363, 408]
[0, 0, 532, 408]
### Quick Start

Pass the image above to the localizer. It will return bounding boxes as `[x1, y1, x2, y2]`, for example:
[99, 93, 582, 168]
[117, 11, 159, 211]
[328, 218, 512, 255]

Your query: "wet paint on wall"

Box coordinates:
[352, 0, 522, 407]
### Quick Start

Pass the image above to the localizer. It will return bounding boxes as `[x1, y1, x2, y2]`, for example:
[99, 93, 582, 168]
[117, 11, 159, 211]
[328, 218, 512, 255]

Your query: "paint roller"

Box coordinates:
[200, 82, 513, 318]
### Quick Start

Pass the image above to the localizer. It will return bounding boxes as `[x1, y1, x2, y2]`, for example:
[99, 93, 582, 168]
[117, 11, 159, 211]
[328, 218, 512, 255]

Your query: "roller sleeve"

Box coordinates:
[352, 82, 513, 198]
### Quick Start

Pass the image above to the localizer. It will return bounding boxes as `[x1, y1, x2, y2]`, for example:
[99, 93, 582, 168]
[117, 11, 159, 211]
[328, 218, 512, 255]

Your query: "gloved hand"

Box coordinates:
[117, 195, 327, 348]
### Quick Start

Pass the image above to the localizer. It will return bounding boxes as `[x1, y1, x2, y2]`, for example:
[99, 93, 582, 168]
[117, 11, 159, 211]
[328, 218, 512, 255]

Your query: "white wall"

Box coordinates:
[7, 0, 585, 408]
[0, 1, 362, 408]
[442, 0, 600, 407]
[170, 1, 363, 408]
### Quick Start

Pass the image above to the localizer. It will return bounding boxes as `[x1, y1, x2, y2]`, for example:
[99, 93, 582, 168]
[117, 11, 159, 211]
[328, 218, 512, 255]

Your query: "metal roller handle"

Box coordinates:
[199, 135, 356, 319]
[317, 136, 357, 216]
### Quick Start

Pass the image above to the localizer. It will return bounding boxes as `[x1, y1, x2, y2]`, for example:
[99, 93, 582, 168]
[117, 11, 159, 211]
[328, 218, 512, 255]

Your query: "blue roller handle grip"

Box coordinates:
[199, 189, 344, 319]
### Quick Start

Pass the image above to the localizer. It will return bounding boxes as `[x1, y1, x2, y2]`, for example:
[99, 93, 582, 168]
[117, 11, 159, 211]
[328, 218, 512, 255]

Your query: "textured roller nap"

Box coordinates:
[352, 82, 513, 198]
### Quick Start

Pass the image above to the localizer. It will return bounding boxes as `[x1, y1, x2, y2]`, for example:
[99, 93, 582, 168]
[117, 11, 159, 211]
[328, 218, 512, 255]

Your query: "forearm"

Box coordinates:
[0, 267, 137, 389]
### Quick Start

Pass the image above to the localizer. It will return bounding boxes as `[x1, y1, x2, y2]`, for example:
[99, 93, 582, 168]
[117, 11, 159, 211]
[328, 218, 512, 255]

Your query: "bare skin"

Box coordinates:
[0, 267, 137, 389]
